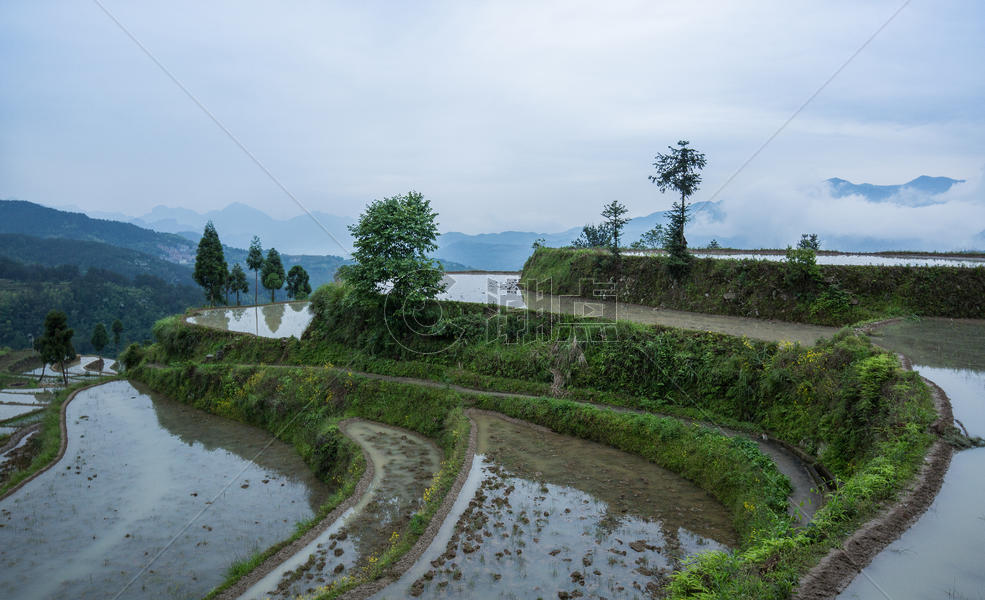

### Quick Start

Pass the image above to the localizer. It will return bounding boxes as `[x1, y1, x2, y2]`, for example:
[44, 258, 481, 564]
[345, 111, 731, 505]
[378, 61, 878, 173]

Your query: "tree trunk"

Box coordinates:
[38, 362, 46, 383]
[680, 191, 687, 249]
[271, 288, 275, 303]
[60, 360, 68, 386]
[254, 271, 258, 306]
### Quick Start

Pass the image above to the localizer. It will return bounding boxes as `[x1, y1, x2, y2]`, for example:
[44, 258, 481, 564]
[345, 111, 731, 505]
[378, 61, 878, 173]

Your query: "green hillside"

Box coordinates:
[0, 200, 198, 264]
[0, 233, 195, 286]
[0, 256, 201, 353]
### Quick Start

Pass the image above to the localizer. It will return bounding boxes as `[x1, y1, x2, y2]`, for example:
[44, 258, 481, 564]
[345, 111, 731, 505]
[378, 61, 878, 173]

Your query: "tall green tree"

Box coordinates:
[193, 221, 228, 306]
[228, 264, 250, 305]
[601, 200, 630, 255]
[246, 236, 264, 306]
[90, 322, 109, 354]
[346, 191, 444, 311]
[649, 140, 707, 271]
[112, 319, 124, 351]
[285, 265, 312, 300]
[35, 310, 74, 385]
[261, 248, 285, 303]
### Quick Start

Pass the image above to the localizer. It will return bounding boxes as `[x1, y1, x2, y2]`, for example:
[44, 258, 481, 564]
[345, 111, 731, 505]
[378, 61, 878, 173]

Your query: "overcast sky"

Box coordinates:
[2, 1, 983, 245]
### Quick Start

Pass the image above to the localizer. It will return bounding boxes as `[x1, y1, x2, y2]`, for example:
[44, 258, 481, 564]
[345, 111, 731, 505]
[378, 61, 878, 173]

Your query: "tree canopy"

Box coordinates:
[35, 310, 75, 385]
[345, 191, 444, 310]
[261, 248, 285, 303]
[286, 265, 312, 300]
[228, 263, 249, 305]
[571, 223, 611, 248]
[193, 221, 228, 306]
[246, 236, 264, 305]
[649, 140, 707, 273]
[90, 322, 109, 354]
[112, 319, 124, 350]
[601, 200, 629, 254]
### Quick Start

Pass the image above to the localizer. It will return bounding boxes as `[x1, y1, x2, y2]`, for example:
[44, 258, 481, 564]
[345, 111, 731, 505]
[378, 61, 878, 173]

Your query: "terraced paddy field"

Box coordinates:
[0, 380, 332, 599]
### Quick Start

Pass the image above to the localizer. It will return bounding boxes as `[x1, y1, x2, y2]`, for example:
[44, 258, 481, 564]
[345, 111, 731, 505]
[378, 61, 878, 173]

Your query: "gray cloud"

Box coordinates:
[1, 1, 983, 247]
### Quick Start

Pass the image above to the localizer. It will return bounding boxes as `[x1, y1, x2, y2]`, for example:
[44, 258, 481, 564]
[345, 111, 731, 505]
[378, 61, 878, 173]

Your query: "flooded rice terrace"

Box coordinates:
[0, 380, 332, 600]
[840, 319, 985, 600]
[189, 301, 314, 338]
[376, 412, 736, 600]
[241, 420, 441, 600]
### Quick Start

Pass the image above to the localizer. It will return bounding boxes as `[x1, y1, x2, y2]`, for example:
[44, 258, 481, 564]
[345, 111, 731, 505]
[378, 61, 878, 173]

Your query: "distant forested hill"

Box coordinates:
[0, 256, 202, 353]
[0, 200, 198, 264]
[0, 234, 195, 286]
[0, 200, 350, 287]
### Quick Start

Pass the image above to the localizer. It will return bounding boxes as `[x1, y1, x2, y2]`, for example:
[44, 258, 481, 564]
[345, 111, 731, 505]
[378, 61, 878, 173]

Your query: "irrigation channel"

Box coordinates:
[838, 318, 985, 600]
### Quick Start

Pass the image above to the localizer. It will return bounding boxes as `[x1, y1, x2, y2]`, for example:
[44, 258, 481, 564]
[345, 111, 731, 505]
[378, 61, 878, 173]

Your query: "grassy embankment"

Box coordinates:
[522, 247, 985, 326]
[126, 278, 938, 599]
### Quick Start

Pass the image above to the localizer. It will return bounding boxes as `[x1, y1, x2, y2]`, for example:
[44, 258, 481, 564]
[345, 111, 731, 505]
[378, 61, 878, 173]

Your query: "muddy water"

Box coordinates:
[189, 302, 313, 338]
[240, 420, 441, 600]
[376, 412, 736, 599]
[840, 319, 985, 600]
[522, 291, 836, 346]
[0, 380, 333, 600]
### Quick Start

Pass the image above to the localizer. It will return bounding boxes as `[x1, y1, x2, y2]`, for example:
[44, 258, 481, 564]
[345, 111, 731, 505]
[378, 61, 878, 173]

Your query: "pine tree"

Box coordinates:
[649, 140, 707, 276]
[261, 248, 285, 303]
[229, 263, 250, 305]
[193, 221, 228, 306]
[286, 265, 312, 300]
[246, 236, 264, 306]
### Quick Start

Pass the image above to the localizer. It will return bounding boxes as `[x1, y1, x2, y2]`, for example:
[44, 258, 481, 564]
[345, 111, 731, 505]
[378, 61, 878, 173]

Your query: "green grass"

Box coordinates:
[521, 247, 985, 326]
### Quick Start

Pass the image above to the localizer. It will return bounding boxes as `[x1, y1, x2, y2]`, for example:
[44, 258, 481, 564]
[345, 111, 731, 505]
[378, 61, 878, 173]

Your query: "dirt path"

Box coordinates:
[523, 292, 837, 346]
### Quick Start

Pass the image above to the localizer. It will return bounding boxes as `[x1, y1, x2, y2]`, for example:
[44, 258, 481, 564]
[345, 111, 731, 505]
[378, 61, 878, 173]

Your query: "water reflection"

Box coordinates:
[189, 301, 312, 338]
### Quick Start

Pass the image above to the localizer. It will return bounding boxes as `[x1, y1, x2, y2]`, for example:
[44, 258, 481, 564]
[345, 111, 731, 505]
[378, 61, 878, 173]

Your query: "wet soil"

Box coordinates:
[375, 411, 736, 599]
[238, 420, 441, 600]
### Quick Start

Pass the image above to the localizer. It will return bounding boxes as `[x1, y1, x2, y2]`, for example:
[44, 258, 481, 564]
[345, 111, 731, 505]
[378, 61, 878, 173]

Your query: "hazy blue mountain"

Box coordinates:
[825, 176, 965, 206]
[130, 202, 356, 256]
